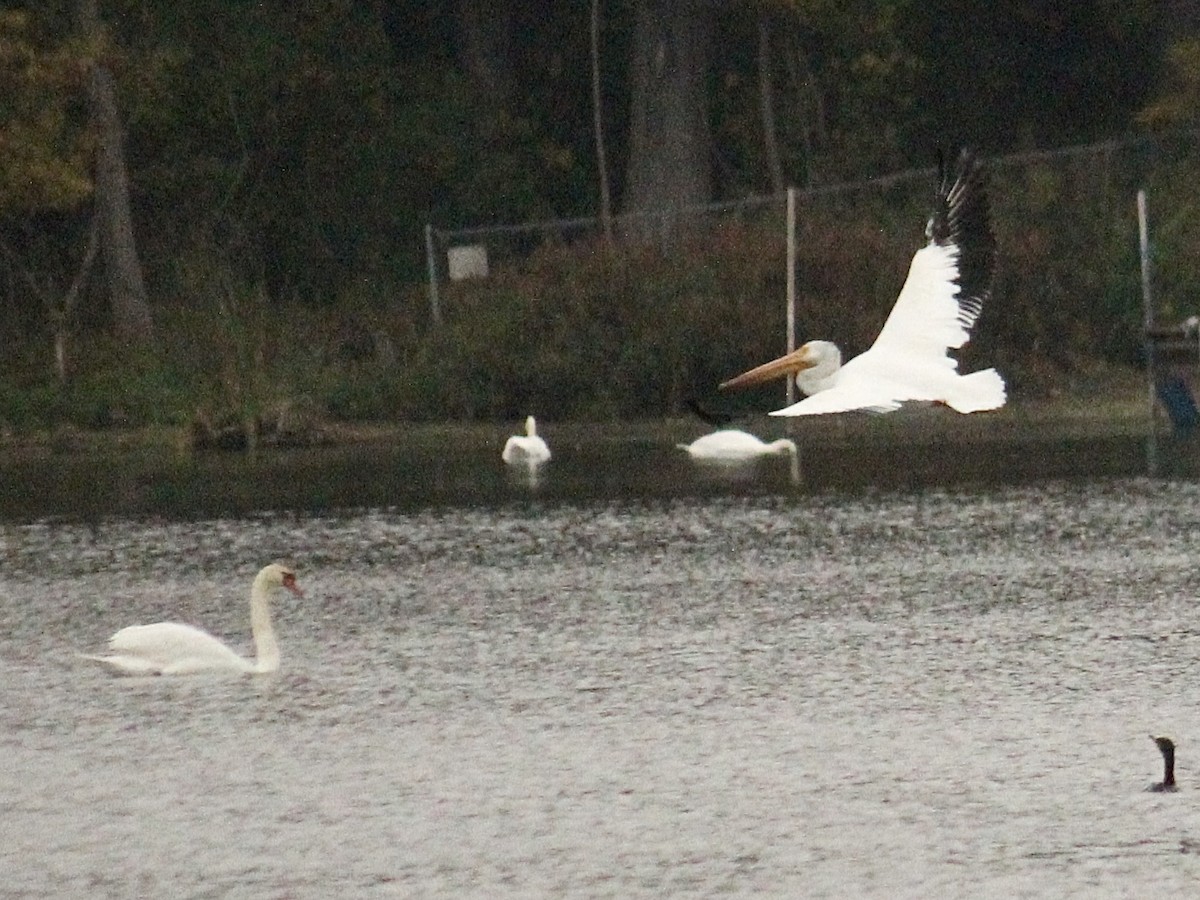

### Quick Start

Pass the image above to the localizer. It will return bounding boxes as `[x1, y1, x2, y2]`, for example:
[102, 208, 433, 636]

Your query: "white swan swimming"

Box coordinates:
[86, 563, 303, 675]
[677, 429, 797, 462]
[502, 415, 551, 465]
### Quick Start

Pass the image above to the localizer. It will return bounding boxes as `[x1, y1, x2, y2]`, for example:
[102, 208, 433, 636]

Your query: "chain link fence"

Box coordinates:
[418, 132, 1200, 419]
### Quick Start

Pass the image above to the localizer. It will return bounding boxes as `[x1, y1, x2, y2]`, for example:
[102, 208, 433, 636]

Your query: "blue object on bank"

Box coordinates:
[1157, 376, 1199, 437]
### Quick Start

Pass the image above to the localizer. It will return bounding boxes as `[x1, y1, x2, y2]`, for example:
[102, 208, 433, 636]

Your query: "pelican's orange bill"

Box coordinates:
[719, 346, 817, 391]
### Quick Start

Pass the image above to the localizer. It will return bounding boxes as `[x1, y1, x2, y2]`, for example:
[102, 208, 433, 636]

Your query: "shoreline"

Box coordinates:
[0, 386, 1162, 460]
[0, 385, 1183, 522]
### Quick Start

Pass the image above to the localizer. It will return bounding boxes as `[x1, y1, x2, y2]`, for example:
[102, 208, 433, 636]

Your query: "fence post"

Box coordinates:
[785, 186, 797, 412]
[425, 223, 442, 326]
[1138, 188, 1156, 476]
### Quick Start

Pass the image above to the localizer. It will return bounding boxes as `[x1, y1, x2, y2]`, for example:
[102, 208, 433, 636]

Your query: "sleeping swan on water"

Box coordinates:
[677, 429, 797, 462]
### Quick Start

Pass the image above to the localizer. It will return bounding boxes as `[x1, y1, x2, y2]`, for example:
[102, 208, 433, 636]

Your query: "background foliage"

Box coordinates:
[0, 0, 1193, 430]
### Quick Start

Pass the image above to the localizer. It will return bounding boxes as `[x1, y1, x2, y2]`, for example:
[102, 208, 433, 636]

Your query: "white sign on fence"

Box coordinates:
[447, 244, 489, 280]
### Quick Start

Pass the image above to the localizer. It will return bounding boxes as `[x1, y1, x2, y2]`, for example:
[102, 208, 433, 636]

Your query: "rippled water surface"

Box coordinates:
[5, 478, 1200, 896]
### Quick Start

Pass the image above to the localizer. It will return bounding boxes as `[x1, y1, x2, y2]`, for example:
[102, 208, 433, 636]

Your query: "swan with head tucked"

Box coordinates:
[719, 149, 1004, 416]
[86, 563, 303, 675]
[502, 415, 551, 465]
[678, 429, 797, 462]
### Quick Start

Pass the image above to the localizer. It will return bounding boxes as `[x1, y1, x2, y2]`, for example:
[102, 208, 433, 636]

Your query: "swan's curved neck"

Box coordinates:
[249, 573, 280, 674]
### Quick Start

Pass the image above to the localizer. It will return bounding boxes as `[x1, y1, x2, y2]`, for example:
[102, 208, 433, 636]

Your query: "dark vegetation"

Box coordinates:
[0, 1, 1197, 436]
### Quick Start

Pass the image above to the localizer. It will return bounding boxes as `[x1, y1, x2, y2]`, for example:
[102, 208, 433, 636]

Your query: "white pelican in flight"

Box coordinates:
[678, 430, 796, 462]
[720, 149, 1004, 416]
[502, 415, 551, 465]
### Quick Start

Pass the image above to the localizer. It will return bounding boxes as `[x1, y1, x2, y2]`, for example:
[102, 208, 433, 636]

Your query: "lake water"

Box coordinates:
[3, 429, 1200, 896]
[0, 413, 1166, 520]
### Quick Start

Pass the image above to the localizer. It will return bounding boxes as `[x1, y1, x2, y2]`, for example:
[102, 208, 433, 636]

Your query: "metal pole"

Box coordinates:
[785, 186, 797, 410]
[1138, 189, 1156, 476]
[425, 223, 441, 326]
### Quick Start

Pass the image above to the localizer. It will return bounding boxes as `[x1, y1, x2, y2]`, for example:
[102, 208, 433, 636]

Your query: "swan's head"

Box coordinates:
[719, 340, 842, 392]
[257, 563, 304, 597]
[524, 415, 538, 437]
[767, 438, 798, 456]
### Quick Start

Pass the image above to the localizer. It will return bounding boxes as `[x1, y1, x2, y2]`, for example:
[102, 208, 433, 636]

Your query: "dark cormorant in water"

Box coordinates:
[1149, 735, 1178, 792]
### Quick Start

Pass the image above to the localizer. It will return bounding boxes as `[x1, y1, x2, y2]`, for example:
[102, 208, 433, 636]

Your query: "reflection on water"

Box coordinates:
[0, 417, 1178, 521]
[4, 482, 1200, 895]
[686, 447, 803, 487]
[504, 458, 548, 492]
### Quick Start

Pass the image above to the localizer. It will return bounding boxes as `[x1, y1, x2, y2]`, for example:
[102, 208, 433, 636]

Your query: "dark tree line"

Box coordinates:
[0, 0, 1182, 354]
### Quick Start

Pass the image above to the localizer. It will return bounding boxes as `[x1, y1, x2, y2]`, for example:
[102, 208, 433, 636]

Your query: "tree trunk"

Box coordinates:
[77, 0, 153, 343]
[622, 0, 713, 227]
[591, 0, 614, 244]
[54, 211, 101, 382]
[758, 14, 784, 194]
[783, 33, 821, 187]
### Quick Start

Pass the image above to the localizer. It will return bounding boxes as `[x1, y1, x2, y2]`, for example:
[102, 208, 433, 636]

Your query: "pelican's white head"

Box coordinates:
[793, 341, 841, 395]
[719, 340, 843, 397]
[796, 340, 840, 373]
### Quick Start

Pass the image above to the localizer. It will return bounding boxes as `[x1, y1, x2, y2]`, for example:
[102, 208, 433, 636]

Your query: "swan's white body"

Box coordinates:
[502, 415, 551, 465]
[86, 563, 302, 676]
[721, 150, 1005, 417]
[678, 430, 797, 461]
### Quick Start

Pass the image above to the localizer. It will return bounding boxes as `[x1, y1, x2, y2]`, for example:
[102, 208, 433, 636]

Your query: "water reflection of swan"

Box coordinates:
[502, 416, 551, 466]
[504, 456, 546, 490]
[86, 563, 303, 675]
[677, 430, 796, 462]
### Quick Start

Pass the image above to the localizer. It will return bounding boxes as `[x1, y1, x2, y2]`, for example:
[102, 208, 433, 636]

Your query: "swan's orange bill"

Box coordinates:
[719, 346, 817, 391]
[283, 572, 304, 596]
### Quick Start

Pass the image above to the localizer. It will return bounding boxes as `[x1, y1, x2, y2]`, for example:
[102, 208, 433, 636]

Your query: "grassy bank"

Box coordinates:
[0, 363, 1160, 460]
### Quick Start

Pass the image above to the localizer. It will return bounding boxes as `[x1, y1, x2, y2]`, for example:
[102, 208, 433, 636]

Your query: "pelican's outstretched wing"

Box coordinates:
[768, 377, 907, 416]
[869, 149, 996, 365]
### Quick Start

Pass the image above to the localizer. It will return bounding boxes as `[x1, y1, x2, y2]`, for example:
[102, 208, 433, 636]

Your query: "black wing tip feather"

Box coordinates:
[928, 147, 996, 326]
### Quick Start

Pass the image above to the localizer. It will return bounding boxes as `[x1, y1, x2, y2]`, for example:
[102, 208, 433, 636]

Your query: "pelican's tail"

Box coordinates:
[946, 368, 1006, 413]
